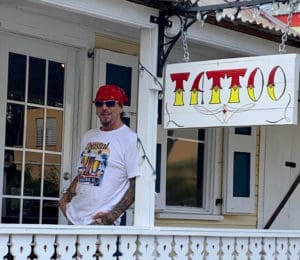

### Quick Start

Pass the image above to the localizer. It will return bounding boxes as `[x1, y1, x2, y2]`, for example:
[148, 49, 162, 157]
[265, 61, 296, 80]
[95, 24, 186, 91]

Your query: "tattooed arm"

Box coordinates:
[93, 177, 136, 225]
[59, 176, 78, 217]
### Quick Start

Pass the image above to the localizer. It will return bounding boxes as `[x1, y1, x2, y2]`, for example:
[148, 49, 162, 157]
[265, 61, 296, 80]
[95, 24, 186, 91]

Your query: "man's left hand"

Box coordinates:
[93, 211, 117, 225]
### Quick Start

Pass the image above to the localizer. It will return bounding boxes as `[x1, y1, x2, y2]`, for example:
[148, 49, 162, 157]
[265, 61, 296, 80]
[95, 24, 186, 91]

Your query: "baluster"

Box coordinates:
[206, 237, 220, 260]
[34, 234, 56, 259]
[221, 237, 235, 259]
[263, 237, 276, 260]
[119, 235, 137, 259]
[56, 234, 77, 260]
[248, 237, 263, 259]
[77, 235, 98, 259]
[99, 235, 118, 259]
[288, 238, 300, 259]
[235, 237, 249, 260]
[276, 237, 288, 259]
[10, 234, 32, 260]
[137, 235, 156, 260]
[156, 235, 173, 259]
[173, 236, 189, 260]
[0, 235, 9, 258]
[189, 236, 205, 259]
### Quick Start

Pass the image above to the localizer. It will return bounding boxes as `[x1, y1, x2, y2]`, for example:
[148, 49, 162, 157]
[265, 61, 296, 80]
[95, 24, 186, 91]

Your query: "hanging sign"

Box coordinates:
[164, 54, 300, 129]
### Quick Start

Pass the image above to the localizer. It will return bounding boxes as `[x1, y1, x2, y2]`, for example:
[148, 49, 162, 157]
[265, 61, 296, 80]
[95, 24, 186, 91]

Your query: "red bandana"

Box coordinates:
[94, 84, 128, 106]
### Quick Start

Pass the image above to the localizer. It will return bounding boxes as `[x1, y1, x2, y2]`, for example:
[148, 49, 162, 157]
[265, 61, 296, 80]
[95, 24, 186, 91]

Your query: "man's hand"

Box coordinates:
[92, 178, 136, 225]
[93, 211, 118, 225]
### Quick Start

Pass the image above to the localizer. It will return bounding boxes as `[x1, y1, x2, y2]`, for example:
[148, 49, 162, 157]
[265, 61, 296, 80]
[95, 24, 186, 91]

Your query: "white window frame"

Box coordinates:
[155, 126, 223, 220]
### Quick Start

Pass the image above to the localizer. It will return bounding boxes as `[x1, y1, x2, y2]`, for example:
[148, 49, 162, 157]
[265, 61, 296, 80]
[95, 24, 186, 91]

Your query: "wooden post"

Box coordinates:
[134, 26, 159, 227]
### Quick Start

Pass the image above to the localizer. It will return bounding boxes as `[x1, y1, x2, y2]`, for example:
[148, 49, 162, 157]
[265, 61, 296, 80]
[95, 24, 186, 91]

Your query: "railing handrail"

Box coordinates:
[1, 224, 300, 238]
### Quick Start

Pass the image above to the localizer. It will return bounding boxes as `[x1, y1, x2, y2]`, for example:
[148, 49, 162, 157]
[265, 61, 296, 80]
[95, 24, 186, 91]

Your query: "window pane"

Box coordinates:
[233, 152, 250, 197]
[168, 128, 199, 140]
[7, 52, 26, 101]
[3, 150, 22, 195]
[166, 129, 204, 207]
[5, 103, 24, 147]
[28, 56, 46, 104]
[47, 61, 65, 107]
[44, 154, 61, 197]
[235, 127, 251, 135]
[24, 152, 42, 196]
[23, 199, 39, 224]
[106, 63, 132, 106]
[26, 106, 44, 150]
[2, 198, 20, 223]
[42, 200, 58, 224]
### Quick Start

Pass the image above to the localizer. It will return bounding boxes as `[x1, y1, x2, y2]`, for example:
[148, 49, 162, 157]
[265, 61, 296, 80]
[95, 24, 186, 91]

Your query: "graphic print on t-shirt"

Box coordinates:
[78, 142, 110, 186]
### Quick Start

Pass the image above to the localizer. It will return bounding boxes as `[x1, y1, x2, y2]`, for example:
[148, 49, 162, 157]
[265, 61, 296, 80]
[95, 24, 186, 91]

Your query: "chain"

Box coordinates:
[279, 0, 296, 53]
[181, 23, 190, 62]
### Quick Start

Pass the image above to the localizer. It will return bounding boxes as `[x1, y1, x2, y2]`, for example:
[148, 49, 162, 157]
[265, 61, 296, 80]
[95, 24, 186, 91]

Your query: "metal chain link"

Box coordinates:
[279, 0, 296, 53]
[181, 23, 190, 62]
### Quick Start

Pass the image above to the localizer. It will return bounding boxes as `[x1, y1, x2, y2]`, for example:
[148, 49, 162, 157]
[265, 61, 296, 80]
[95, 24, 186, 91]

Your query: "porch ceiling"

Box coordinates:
[126, 0, 300, 47]
[2, 0, 141, 42]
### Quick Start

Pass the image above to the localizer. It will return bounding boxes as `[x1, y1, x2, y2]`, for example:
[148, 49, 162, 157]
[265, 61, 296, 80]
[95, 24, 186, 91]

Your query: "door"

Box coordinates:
[0, 32, 77, 224]
[262, 118, 300, 229]
[93, 49, 138, 225]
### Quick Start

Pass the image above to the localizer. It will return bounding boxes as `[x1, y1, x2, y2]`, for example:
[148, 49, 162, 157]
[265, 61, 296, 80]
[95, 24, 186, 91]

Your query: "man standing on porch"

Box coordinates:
[59, 84, 141, 225]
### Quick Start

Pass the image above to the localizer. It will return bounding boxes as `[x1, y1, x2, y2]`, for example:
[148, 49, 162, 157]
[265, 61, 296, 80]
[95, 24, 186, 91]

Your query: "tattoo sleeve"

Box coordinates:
[58, 176, 78, 216]
[101, 177, 136, 225]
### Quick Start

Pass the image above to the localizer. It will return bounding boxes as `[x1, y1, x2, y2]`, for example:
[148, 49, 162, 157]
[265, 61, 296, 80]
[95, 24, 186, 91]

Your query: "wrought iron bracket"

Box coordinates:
[151, 12, 196, 77]
[150, 0, 293, 77]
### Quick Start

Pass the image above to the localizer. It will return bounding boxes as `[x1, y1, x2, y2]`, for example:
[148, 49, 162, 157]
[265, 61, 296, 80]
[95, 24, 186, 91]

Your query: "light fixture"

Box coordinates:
[271, 1, 279, 11]
[196, 11, 206, 26]
[216, 10, 223, 22]
[252, 7, 260, 19]
[230, 7, 239, 22]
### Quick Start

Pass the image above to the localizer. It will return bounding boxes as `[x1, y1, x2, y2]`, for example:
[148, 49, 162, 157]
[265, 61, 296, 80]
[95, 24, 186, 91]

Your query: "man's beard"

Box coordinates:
[100, 119, 112, 128]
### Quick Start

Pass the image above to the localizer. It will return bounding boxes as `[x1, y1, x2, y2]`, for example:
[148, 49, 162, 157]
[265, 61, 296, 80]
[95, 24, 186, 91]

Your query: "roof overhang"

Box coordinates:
[126, 0, 300, 44]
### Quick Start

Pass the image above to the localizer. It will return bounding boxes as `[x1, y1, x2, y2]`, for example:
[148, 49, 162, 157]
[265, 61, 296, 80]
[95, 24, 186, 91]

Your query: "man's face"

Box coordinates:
[95, 100, 123, 130]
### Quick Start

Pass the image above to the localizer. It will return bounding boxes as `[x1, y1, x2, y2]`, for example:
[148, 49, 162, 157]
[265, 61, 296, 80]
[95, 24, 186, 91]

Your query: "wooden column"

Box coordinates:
[134, 26, 159, 227]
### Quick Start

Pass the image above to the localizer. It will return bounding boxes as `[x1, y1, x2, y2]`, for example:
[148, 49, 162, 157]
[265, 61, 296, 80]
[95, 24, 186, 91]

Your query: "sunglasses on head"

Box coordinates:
[95, 100, 118, 107]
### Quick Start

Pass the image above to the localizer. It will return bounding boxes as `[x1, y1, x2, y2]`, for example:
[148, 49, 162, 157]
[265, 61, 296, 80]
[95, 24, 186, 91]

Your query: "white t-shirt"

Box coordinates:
[66, 125, 141, 225]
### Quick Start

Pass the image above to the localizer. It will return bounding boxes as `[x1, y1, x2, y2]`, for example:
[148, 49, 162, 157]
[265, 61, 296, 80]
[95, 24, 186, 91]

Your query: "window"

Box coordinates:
[36, 118, 57, 147]
[156, 125, 221, 219]
[166, 129, 205, 207]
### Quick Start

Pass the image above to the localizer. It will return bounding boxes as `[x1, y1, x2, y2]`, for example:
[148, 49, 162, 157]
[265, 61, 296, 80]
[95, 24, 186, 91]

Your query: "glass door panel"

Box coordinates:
[3, 149, 22, 196]
[0, 33, 76, 224]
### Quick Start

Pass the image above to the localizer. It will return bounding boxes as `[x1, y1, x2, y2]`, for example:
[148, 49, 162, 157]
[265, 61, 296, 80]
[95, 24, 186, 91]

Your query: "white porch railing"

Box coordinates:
[0, 225, 300, 259]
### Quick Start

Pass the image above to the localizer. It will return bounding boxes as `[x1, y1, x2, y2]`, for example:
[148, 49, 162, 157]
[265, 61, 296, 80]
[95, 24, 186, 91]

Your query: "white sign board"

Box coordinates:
[164, 54, 300, 129]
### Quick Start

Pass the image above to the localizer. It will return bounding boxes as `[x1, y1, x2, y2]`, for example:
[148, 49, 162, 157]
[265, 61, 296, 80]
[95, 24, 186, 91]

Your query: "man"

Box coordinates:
[59, 84, 141, 225]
